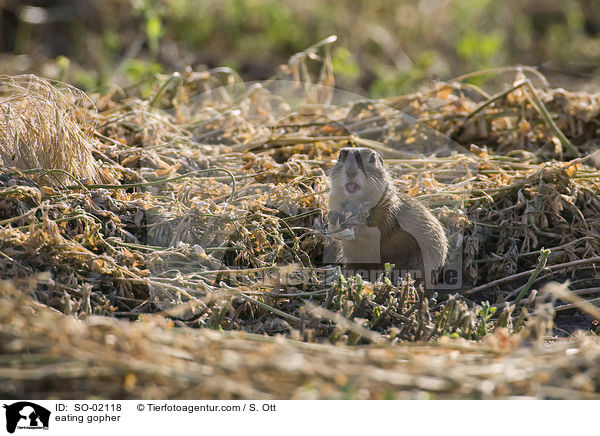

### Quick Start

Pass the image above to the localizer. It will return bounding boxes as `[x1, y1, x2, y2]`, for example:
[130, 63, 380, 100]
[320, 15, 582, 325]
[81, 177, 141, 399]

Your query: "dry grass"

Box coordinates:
[1, 43, 600, 399]
[3, 276, 600, 400]
[0, 75, 113, 185]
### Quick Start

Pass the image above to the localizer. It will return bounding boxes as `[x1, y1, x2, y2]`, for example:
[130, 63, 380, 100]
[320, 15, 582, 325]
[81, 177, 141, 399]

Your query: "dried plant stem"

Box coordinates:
[241, 294, 300, 324]
[545, 282, 600, 320]
[18, 168, 88, 190]
[305, 301, 383, 344]
[150, 72, 182, 108]
[521, 80, 579, 157]
[13, 213, 96, 232]
[464, 82, 526, 122]
[465, 255, 600, 295]
[449, 65, 549, 89]
[513, 249, 551, 306]
[463, 79, 578, 157]
[0, 204, 43, 226]
[72, 169, 237, 202]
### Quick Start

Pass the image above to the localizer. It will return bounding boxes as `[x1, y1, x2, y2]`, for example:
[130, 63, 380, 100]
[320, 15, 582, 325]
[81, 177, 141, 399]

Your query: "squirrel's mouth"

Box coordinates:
[345, 181, 360, 193]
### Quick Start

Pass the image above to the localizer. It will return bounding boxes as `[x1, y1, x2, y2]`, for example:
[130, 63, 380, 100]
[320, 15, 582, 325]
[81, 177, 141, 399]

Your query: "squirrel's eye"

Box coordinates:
[369, 153, 377, 164]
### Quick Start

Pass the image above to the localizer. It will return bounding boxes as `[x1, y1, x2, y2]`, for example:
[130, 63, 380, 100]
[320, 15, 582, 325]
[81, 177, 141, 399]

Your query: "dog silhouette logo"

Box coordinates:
[3, 402, 50, 433]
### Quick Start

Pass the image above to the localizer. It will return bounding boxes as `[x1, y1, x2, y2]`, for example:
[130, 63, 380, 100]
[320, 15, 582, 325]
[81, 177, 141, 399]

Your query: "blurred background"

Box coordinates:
[1, 0, 600, 95]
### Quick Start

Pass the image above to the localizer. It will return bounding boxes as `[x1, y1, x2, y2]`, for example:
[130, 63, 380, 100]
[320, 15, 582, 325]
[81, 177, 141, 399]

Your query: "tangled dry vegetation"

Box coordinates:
[1, 44, 600, 398]
[2, 277, 600, 400]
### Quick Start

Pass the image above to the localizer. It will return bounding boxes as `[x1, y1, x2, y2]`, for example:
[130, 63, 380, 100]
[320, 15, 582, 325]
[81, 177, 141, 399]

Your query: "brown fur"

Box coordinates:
[328, 147, 448, 287]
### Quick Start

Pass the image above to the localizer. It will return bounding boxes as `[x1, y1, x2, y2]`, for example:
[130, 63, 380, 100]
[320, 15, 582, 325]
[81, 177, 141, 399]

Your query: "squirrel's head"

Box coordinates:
[329, 146, 389, 206]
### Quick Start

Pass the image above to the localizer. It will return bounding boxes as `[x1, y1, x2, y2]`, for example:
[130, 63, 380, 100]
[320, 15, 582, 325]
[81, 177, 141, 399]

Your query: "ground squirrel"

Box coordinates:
[328, 146, 448, 288]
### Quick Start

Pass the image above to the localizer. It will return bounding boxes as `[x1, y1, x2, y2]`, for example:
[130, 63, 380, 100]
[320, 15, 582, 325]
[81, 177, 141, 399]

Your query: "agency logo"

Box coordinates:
[2, 402, 50, 434]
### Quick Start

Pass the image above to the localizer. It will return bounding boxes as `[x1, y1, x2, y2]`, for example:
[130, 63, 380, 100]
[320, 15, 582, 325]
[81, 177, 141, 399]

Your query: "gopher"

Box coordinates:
[328, 146, 448, 288]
